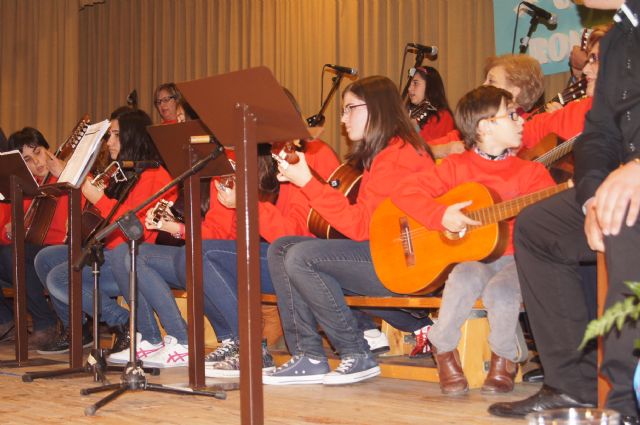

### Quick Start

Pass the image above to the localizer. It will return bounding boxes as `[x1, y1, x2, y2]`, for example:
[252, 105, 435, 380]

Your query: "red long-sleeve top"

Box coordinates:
[94, 167, 177, 249]
[419, 110, 456, 143]
[391, 150, 555, 256]
[202, 140, 341, 242]
[301, 137, 434, 241]
[427, 97, 593, 150]
[0, 176, 70, 246]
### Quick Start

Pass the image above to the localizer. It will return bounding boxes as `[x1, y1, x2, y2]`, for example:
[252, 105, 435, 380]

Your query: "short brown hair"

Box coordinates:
[455, 86, 513, 149]
[484, 54, 543, 112]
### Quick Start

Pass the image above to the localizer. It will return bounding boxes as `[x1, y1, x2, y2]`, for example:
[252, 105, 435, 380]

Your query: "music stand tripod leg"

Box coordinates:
[80, 216, 231, 416]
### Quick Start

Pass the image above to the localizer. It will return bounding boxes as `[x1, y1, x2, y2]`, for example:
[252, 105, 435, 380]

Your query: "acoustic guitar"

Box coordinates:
[369, 180, 572, 295]
[307, 162, 362, 239]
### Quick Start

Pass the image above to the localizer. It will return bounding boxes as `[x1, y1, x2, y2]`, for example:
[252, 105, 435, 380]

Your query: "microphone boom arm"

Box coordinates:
[306, 73, 345, 128]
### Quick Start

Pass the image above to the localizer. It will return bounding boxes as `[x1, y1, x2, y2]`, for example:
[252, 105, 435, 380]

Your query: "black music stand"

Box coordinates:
[178, 66, 310, 424]
[0, 155, 61, 367]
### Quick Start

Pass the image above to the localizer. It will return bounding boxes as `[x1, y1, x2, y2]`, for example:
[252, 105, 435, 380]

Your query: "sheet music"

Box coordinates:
[58, 120, 110, 188]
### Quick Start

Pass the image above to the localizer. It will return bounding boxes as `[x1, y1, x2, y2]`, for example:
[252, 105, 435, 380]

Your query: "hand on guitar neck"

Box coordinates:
[145, 199, 181, 236]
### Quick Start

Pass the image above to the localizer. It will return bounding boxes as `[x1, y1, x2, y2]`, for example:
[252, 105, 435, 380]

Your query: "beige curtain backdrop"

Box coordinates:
[1, 0, 568, 156]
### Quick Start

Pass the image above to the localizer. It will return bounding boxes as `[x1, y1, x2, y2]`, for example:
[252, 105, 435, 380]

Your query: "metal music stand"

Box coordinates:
[178, 66, 310, 424]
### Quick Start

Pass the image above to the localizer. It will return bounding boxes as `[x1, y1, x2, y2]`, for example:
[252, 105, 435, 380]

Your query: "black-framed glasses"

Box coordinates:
[342, 104, 367, 117]
[154, 95, 176, 106]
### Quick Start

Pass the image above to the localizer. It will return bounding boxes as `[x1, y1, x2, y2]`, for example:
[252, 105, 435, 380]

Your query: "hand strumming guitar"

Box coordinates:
[441, 200, 481, 233]
[274, 151, 313, 188]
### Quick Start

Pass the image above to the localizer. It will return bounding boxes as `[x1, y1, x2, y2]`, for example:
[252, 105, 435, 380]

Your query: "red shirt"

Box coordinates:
[391, 150, 555, 256]
[202, 140, 341, 242]
[301, 137, 434, 241]
[419, 110, 456, 143]
[427, 97, 593, 151]
[94, 167, 177, 248]
[0, 176, 70, 246]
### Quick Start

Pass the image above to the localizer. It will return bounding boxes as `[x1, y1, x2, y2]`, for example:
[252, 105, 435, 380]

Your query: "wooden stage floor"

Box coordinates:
[0, 342, 539, 424]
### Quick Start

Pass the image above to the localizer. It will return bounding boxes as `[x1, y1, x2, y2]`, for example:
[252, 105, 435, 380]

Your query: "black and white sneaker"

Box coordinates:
[363, 329, 390, 355]
[204, 338, 239, 366]
[263, 355, 330, 385]
[206, 339, 274, 378]
[322, 354, 380, 385]
[36, 324, 93, 355]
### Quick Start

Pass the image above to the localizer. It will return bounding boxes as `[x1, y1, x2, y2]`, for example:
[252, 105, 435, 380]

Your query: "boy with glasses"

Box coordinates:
[390, 85, 555, 394]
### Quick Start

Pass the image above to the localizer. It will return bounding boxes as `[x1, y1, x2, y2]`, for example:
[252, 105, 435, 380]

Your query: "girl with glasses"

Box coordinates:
[264, 76, 434, 386]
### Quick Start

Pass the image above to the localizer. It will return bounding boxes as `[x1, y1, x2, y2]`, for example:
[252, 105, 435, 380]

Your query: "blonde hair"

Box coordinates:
[484, 54, 543, 112]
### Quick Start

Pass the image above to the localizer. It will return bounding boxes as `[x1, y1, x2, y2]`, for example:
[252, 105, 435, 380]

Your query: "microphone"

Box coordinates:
[522, 1, 557, 25]
[324, 64, 358, 76]
[118, 160, 160, 169]
[406, 43, 438, 56]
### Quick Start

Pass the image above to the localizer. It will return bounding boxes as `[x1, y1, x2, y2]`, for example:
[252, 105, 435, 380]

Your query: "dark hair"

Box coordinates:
[484, 54, 543, 112]
[343, 75, 430, 170]
[408, 66, 452, 123]
[455, 86, 513, 148]
[8, 127, 49, 152]
[105, 108, 163, 199]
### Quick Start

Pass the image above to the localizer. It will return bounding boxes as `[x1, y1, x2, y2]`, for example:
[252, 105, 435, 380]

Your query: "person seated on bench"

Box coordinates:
[119, 89, 340, 370]
[264, 76, 434, 386]
[390, 85, 555, 394]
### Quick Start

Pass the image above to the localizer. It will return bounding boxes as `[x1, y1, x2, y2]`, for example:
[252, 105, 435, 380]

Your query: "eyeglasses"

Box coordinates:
[587, 53, 599, 65]
[342, 104, 367, 117]
[486, 110, 521, 122]
[154, 95, 176, 106]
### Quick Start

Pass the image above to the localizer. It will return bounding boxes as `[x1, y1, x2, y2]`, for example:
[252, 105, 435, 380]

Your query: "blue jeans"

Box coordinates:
[0, 243, 58, 330]
[125, 243, 228, 344]
[177, 239, 275, 341]
[267, 236, 430, 360]
[34, 244, 131, 328]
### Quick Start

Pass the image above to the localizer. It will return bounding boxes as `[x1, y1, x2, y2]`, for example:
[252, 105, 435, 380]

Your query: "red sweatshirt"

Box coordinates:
[202, 140, 341, 243]
[0, 176, 70, 246]
[301, 137, 434, 241]
[94, 167, 177, 248]
[391, 150, 555, 256]
[427, 97, 593, 150]
[419, 110, 456, 143]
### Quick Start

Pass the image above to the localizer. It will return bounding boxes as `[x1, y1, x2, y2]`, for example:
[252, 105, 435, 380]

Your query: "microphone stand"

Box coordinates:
[400, 50, 425, 100]
[306, 72, 346, 128]
[22, 174, 157, 383]
[519, 15, 540, 54]
[78, 143, 234, 416]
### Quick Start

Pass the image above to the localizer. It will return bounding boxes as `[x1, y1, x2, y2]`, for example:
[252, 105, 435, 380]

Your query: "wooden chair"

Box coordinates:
[597, 251, 611, 408]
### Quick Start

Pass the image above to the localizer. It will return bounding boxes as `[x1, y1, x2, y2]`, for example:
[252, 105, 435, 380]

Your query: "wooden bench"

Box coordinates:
[260, 293, 504, 389]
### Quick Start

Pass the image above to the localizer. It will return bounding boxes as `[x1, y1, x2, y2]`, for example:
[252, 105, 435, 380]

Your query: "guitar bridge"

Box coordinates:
[399, 216, 416, 267]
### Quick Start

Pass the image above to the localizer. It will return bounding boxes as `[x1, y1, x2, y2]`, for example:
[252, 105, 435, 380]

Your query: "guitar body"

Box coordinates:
[370, 182, 506, 295]
[307, 162, 362, 239]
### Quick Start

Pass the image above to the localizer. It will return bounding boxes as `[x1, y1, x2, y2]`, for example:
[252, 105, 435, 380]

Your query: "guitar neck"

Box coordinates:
[534, 133, 581, 168]
[468, 181, 572, 226]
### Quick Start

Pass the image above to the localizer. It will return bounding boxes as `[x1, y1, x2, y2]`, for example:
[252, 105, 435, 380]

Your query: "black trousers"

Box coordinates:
[515, 188, 639, 417]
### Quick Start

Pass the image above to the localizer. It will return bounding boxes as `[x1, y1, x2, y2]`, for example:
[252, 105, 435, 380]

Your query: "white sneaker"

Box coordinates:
[363, 329, 390, 354]
[107, 332, 164, 364]
[142, 335, 189, 368]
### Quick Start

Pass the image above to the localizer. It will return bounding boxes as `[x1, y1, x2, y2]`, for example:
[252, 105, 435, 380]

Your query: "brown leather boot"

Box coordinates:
[433, 347, 469, 395]
[482, 352, 518, 393]
[261, 305, 283, 346]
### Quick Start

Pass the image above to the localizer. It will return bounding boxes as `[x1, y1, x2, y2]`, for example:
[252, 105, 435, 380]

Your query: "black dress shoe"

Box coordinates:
[622, 415, 640, 425]
[523, 367, 544, 383]
[488, 384, 594, 418]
